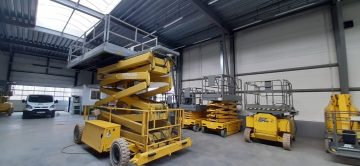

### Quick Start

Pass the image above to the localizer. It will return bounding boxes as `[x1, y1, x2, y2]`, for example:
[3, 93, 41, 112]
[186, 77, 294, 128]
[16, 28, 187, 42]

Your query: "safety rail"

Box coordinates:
[244, 80, 295, 114]
[180, 87, 204, 105]
[202, 74, 242, 97]
[84, 106, 183, 151]
[325, 111, 360, 148]
[68, 14, 158, 62]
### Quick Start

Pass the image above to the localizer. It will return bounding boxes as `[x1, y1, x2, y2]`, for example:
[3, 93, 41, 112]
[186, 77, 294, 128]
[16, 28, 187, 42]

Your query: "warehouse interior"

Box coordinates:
[1, 0, 360, 165]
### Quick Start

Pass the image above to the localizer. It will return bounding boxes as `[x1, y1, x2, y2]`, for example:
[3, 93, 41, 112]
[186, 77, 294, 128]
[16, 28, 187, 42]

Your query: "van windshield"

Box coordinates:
[28, 95, 53, 103]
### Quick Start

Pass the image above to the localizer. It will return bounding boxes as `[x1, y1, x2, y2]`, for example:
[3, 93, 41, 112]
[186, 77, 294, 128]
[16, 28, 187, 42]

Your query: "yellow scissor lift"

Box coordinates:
[325, 94, 360, 158]
[243, 80, 298, 150]
[74, 52, 192, 166]
[200, 75, 243, 137]
[0, 88, 13, 116]
[180, 88, 207, 132]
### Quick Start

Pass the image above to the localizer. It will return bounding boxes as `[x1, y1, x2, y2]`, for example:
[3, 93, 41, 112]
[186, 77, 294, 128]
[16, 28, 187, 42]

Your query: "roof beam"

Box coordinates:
[188, 0, 230, 33]
[34, 26, 81, 41]
[0, 38, 68, 53]
[50, 0, 105, 19]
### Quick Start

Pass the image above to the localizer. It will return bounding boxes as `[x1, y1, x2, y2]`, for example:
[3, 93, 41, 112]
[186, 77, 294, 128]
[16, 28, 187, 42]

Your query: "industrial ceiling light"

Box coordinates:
[192, 37, 212, 45]
[163, 17, 183, 28]
[233, 20, 263, 31]
[208, 0, 219, 5]
[173, 45, 186, 50]
[275, 3, 315, 17]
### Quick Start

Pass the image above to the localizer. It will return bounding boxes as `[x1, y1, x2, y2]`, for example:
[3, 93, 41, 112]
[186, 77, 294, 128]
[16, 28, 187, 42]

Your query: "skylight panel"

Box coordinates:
[36, 0, 73, 32]
[79, 0, 122, 14]
[63, 10, 99, 37]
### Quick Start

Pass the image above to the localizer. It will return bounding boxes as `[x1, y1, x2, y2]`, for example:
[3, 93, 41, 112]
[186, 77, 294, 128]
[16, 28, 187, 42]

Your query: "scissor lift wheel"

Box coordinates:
[201, 127, 208, 133]
[110, 138, 131, 166]
[73, 124, 84, 144]
[192, 125, 201, 132]
[324, 138, 332, 153]
[220, 129, 227, 138]
[282, 133, 292, 150]
[244, 128, 252, 142]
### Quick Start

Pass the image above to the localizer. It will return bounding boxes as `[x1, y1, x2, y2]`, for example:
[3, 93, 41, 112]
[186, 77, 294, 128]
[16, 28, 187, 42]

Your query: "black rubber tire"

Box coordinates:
[244, 128, 252, 143]
[110, 138, 130, 166]
[282, 133, 292, 151]
[192, 125, 201, 132]
[220, 129, 227, 138]
[73, 124, 84, 144]
[201, 127, 208, 133]
[22, 112, 29, 119]
[325, 138, 331, 153]
[50, 111, 55, 118]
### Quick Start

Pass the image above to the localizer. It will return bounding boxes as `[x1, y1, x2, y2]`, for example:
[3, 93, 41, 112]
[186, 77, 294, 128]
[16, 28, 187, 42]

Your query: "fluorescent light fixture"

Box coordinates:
[192, 37, 212, 45]
[275, 3, 315, 17]
[172, 45, 186, 50]
[142, 30, 157, 38]
[233, 20, 262, 31]
[208, 0, 219, 5]
[163, 17, 183, 28]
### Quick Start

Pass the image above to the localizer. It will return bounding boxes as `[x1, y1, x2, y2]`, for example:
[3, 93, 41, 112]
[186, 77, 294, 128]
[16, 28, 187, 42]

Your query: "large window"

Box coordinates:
[10, 85, 80, 101]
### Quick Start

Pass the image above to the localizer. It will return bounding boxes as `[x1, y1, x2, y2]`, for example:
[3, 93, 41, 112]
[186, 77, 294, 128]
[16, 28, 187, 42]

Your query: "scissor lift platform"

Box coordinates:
[66, 15, 179, 70]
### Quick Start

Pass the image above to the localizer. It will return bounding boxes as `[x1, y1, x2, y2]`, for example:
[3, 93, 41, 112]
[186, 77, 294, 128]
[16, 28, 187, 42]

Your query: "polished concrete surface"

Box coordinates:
[0, 112, 359, 166]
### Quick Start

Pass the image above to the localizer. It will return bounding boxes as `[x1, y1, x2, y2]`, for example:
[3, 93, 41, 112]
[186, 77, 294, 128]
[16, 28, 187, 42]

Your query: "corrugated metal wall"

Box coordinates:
[181, 4, 360, 123]
[343, 1, 360, 113]
[235, 8, 337, 122]
[182, 41, 222, 88]
[10, 53, 75, 87]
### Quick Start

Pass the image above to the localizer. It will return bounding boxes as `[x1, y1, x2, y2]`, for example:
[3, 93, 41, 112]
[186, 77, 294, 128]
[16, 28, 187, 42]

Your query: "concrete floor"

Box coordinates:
[1, 112, 360, 166]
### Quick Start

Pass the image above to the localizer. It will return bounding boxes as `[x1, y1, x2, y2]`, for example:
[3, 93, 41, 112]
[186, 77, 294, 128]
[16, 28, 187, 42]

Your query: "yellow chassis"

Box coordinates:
[245, 113, 295, 150]
[201, 119, 242, 137]
[183, 118, 204, 132]
[130, 138, 192, 165]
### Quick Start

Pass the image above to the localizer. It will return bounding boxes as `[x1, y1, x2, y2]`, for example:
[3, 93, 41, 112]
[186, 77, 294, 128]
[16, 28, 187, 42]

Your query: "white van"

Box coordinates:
[22, 95, 58, 119]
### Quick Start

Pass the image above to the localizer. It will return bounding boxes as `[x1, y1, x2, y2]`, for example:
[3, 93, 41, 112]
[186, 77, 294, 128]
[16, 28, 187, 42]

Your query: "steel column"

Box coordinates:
[229, 33, 236, 78]
[175, 50, 183, 107]
[6, 46, 14, 93]
[331, 0, 349, 94]
[74, 70, 79, 87]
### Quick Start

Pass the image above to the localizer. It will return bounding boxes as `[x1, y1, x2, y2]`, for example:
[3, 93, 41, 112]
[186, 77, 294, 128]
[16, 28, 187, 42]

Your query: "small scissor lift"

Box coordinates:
[201, 75, 242, 137]
[180, 87, 207, 132]
[325, 94, 360, 158]
[243, 80, 298, 150]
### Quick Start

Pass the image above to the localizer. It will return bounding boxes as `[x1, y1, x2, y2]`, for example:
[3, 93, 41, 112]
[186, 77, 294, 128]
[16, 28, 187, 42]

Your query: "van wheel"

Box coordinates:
[51, 111, 55, 118]
[22, 112, 28, 119]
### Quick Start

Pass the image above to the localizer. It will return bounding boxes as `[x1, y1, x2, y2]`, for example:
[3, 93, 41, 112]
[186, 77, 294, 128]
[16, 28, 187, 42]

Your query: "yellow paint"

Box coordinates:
[79, 51, 191, 166]
[81, 120, 120, 153]
[246, 113, 295, 142]
[325, 94, 359, 135]
[202, 119, 242, 136]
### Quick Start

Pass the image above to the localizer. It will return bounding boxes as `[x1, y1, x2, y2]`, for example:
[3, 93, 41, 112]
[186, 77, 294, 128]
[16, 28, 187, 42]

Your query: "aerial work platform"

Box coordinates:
[66, 14, 178, 70]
